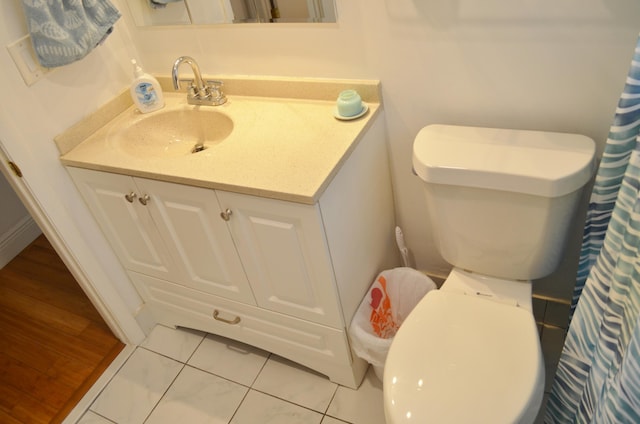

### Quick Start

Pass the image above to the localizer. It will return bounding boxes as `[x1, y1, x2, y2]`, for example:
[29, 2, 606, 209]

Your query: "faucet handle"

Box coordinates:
[206, 80, 227, 105]
[176, 78, 194, 91]
[206, 80, 224, 92]
[176, 78, 199, 99]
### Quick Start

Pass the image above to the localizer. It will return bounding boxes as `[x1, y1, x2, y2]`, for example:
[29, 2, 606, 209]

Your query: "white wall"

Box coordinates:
[0, 171, 41, 268]
[0, 0, 638, 344]
[0, 173, 29, 236]
[0, 0, 146, 341]
[126, 0, 640, 300]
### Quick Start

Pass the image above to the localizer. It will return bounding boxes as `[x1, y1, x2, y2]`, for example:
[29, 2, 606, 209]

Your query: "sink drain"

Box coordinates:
[191, 144, 207, 153]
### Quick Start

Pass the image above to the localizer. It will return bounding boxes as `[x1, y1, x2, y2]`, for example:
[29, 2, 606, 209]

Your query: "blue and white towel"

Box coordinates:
[21, 0, 121, 68]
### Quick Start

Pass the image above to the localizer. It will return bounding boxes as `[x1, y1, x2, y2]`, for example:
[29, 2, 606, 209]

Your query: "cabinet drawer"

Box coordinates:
[129, 272, 354, 380]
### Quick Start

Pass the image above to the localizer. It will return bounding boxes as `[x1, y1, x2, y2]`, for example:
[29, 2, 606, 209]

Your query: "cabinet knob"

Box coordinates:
[212, 309, 241, 325]
[139, 194, 151, 206]
[124, 192, 137, 203]
[220, 208, 232, 221]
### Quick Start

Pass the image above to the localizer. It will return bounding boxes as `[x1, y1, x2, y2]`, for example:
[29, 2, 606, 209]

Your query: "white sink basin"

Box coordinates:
[110, 107, 234, 158]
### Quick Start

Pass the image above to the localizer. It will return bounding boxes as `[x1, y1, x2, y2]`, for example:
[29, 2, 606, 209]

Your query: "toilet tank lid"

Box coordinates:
[413, 125, 596, 197]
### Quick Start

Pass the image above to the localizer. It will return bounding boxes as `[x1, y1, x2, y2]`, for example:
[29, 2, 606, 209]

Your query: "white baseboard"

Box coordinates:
[0, 215, 41, 269]
[133, 303, 157, 336]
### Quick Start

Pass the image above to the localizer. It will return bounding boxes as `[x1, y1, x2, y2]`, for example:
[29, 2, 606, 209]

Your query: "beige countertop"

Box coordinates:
[58, 77, 381, 204]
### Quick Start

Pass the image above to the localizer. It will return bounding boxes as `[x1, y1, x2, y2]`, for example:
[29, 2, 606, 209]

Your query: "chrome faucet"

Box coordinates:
[171, 56, 226, 106]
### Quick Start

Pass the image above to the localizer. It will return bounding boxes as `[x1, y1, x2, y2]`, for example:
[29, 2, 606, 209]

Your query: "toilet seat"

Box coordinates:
[383, 290, 544, 423]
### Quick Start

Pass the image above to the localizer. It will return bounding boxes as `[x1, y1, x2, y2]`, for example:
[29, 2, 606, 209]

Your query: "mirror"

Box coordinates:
[127, 0, 337, 26]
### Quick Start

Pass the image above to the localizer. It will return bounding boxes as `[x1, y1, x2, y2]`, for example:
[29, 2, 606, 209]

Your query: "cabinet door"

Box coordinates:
[217, 191, 343, 328]
[135, 178, 256, 305]
[67, 167, 179, 281]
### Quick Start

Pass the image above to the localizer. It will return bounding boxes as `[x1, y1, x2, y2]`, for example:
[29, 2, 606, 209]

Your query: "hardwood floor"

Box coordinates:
[0, 235, 124, 423]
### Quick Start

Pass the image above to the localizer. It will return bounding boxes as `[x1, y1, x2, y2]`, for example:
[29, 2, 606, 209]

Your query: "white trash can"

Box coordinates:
[349, 267, 436, 381]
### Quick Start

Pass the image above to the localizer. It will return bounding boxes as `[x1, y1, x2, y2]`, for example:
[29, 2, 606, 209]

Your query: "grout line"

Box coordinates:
[241, 388, 329, 418]
[138, 345, 187, 363]
[183, 331, 207, 364]
[532, 294, 571, 306]
[82, 331, 355, 423]
[86, 410, 117, 423]
[323, 415, 353, 424]
[247, 385, 334, 416]
[227, 387, 252, 423]
[541, 322, 569, 331]
[64, 344, 136, 423]
[141, 361, 187, 423]
[249, 352, 272, 388]
[324, 384, 340, 415]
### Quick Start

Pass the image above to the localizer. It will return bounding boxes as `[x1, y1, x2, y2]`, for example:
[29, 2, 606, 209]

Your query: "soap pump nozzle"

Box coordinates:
[131, 59, 143, 78]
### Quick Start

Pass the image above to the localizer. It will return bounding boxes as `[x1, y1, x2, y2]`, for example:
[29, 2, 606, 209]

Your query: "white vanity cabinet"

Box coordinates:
[67, 167, 256, 305]
[67, 166, 374, 387]
[61, 95, 396, 388]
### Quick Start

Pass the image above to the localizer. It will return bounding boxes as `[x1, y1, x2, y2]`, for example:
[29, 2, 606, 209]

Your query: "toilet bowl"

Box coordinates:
[384, 269, 544, 423]
[383, 125, 596, 423]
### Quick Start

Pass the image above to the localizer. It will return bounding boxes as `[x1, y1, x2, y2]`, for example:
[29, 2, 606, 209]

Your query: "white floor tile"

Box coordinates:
[145, 365, 248, 424]
[90, 348, 183, 424]
[252, 355, 338, 413]
[140, 325, 205, 362]
[188, 333, 269, 386]
[326, 367, 385, 424]
[321, 416, 350, 424]
[76, 411, 115, 423]
[231, 390, 323, 424]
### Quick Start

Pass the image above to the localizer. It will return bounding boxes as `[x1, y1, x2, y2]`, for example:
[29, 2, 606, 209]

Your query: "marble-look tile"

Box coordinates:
[76, 411, 115, 423]
[230, 390, 323, 424]
[544, 302, 571, 329]
[90, 348, 183, 424]
[545, 362, 560, 393]
[140, 324, 205, 362]
[145, 365, 248, 424]
[188, 333, 269, 386]
[252, 355, 338, 413]
[541, 325, 566, 392]
[532, 297, 547, 324]
[541, 325, 566, 361]
[326, 367, 385, 424]
[321, 416, 350, 424]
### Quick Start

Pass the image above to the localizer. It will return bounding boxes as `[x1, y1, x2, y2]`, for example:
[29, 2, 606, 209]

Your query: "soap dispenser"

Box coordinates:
[130, 59, 164, 113]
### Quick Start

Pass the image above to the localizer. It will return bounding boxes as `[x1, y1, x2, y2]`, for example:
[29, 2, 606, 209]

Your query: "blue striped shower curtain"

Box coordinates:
[545, 36, 640, 423]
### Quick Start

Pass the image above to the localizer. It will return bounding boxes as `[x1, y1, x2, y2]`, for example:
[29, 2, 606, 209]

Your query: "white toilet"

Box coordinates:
[383, 125, 596, 423]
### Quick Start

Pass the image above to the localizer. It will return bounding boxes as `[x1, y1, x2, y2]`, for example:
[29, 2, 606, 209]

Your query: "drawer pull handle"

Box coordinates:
[212, 309, 241, 325]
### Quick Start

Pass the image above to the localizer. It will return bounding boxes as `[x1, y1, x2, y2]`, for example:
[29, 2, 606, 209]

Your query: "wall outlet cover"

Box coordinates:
[7, 34, 51, 87]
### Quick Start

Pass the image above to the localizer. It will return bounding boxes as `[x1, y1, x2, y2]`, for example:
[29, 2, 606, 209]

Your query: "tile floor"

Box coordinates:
[72, 315, 565, 424]
[533, 297, 571, 424]
[73, 325, 386, 424]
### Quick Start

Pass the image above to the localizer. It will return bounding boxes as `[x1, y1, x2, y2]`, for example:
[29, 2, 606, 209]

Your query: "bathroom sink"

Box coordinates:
[110, 107, 234, 158]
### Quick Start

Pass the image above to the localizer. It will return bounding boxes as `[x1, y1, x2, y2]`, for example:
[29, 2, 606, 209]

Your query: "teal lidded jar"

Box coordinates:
[337, 89, 363, 117]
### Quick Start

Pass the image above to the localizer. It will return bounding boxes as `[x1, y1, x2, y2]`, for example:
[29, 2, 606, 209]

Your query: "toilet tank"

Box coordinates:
[413, 125, 596, 280]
